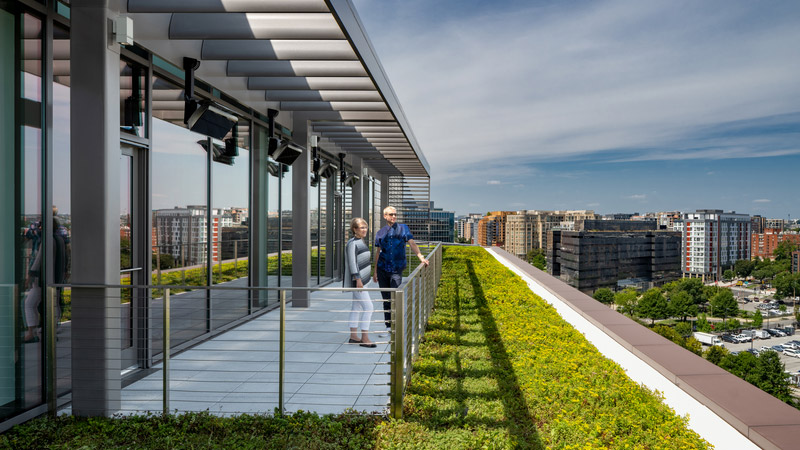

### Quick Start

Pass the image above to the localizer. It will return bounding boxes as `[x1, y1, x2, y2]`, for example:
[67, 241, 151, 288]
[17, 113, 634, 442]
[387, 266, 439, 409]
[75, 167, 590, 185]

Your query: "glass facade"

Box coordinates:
[0, 0, 392, 429]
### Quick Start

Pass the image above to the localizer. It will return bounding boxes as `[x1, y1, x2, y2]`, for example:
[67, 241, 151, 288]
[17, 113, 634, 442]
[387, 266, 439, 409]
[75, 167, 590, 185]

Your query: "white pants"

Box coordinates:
[349, 289, 374, 331]
[24, 284, 41, 328]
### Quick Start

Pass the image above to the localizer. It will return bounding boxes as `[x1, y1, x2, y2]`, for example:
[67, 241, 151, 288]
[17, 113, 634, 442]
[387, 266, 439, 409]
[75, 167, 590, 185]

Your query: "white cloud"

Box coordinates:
[627, 194, 647, 200]
[356, 0, 800, 175]
[753, 199, 771, 203]
[487, 180, 502, 185]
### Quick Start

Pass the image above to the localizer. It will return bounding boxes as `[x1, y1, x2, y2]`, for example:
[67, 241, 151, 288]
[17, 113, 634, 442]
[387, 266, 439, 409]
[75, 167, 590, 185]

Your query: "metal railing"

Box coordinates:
[40, 243, 441, 418]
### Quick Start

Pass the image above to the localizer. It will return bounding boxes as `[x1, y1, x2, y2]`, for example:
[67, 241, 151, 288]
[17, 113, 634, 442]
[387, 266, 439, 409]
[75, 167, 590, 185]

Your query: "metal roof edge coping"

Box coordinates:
[327, 0, 430, 177]
[489, 246, 800, 450]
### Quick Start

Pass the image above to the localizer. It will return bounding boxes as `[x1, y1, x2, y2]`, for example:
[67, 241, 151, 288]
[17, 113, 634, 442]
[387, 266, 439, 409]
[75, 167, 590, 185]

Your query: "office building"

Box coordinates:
[677, 210, 751, 281]
[548, 220, 681, 294]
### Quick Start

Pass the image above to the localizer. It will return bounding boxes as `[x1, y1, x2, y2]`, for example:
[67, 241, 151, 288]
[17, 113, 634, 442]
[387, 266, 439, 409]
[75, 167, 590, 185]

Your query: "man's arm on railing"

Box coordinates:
[408, 239, 429, 267]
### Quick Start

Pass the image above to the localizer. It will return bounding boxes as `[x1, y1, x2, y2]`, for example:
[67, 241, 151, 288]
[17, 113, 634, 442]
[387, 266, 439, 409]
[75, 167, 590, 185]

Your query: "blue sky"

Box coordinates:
[352, 0, 800, 218]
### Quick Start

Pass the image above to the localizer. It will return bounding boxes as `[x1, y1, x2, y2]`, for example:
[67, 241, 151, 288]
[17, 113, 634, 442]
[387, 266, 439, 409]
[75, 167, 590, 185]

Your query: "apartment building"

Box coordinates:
[153, 206, 235, 266]
[477, 211, 515, 247]
[766, 218, 787, 232]
[457, 213, 483, 244]
[792, 251, 800, 274]
[751, 215, 766, 234]
[505, 210, 597, 258]
[677, 210, 751, 281]
[751, 229, 800, 260]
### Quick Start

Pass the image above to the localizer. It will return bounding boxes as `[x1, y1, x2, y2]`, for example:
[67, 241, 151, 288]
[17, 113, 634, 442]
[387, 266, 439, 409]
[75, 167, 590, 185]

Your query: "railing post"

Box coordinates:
[45, 287, 57, 417]
[163, 288, 170, 415]
[279, 289, 286, 415]
[390, 289, 404, 419]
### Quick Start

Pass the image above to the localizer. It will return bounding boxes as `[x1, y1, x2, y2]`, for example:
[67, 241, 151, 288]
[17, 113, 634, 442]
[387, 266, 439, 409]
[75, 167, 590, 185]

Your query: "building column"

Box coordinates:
[251, 125, 269, 307]
[70, 0, 121, 416]
[291, 117, 310, 307]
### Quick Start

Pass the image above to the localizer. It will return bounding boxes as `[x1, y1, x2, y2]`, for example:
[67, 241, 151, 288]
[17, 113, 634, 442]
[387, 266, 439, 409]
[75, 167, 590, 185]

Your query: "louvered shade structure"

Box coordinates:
[127, 0, 429, 177]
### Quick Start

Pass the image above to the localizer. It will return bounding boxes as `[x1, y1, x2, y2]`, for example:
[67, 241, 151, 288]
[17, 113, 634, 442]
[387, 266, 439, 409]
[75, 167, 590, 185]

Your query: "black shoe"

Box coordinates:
[348, 338, 361, 344]
[360, 342, 377, 348]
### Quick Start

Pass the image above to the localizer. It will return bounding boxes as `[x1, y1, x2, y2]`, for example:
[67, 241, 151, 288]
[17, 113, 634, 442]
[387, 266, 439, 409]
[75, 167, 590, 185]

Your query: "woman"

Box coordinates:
[345, 217, 376, 348]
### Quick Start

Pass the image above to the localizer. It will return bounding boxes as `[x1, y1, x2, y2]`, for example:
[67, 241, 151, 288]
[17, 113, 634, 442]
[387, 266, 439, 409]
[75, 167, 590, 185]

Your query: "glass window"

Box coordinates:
[52, 22, 71, 397]
[151, 76, 208, 288]
[280, 163, 292, 280]
[310, 171, 320, 285]
[210, 122, 250, 328]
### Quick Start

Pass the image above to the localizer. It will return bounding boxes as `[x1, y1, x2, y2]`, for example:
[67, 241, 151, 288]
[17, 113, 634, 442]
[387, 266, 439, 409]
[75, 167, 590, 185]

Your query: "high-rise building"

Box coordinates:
[456, 213, 483, 244]
[547, 220, 681, 293]
[154, 206, 234, 267]
[792, 251, 800, 274]
[505, 210, 597, 258]
[765, 218, 787, 232]
[677, 210, 751, 281]
[751, 229, 800, 260]
[477, 211, 515, 247]
[751, 215, 766, 234]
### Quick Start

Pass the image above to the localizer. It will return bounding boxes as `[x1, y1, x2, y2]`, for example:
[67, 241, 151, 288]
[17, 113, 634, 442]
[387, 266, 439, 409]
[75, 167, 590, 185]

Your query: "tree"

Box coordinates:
[719, 351, 758, 379]
[696, 314, 712, 333]
[773, 240, 798, 262]
[638, 288, 668, 324]
[668, 290, 697, 322]
[669, 277, 707, 305]
[704, 345, 729, 365]
[773, 272, 800, 300]
[675, 321, 692, 338]
[734, 259, 756, 278]
[153, 253, 175, 270]
[752, 310, 763, 328]
[614, 288, 639, 316]
[710, 289, 738, 320]
[593, 288, 615, 305]
[526, 248, 547, 270]
[723, 269, 735, 280]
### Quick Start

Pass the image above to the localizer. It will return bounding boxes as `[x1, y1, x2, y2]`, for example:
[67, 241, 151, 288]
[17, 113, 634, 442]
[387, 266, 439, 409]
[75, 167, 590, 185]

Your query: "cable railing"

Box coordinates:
[40, 243, 441, 418]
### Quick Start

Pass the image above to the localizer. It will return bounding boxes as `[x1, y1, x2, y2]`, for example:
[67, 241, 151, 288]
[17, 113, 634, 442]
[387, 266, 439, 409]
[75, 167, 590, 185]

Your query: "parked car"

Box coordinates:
[766, 329, 785, 337]
[746, 348, 759, 356]
[721, 334, 736, 343]
[781, 326, 795, 336]
[783, 349, 800, 358]
[772, 345, 786, 352]
[782, 342, 799, 350]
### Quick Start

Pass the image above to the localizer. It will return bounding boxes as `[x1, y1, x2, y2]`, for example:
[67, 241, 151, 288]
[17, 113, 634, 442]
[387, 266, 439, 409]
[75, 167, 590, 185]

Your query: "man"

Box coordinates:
[372, 206, 429, 332]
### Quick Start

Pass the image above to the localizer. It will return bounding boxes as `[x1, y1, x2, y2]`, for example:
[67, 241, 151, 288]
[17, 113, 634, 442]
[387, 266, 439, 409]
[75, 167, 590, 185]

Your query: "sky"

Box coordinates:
[352, 0, 800, 219]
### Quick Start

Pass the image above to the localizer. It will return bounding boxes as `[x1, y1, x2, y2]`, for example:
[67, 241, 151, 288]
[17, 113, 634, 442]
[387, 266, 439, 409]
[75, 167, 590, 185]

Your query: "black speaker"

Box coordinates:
[268, 137, 304, 166]
[187, 102, 237, 140]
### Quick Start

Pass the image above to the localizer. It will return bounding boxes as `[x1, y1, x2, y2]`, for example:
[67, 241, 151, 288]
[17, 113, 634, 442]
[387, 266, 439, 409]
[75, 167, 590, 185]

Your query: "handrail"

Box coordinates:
[50, 242, 443, 418]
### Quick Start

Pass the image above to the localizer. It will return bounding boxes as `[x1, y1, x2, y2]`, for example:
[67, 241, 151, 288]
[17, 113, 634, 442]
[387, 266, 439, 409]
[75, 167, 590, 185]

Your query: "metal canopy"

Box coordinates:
[127, 0, 429, 177]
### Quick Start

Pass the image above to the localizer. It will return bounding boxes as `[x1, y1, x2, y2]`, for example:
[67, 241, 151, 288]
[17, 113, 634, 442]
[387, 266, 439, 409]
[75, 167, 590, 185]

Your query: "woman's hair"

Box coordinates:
[350, 217, 368, 235]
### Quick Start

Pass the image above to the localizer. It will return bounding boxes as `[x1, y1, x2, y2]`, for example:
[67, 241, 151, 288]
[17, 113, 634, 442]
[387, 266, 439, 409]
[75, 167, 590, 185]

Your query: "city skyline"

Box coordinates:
[353, 0, 800, 218]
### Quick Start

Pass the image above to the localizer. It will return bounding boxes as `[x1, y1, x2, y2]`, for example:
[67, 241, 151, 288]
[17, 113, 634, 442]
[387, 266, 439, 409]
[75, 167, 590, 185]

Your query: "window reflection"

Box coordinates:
[210, 122, 250, 328]
[151, 75, 208, 290]
[52, 22, 71, 397]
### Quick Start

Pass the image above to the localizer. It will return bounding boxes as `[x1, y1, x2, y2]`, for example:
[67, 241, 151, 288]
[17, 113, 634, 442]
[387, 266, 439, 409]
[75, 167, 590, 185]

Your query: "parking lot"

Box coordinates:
[719, 331, 800, 374]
